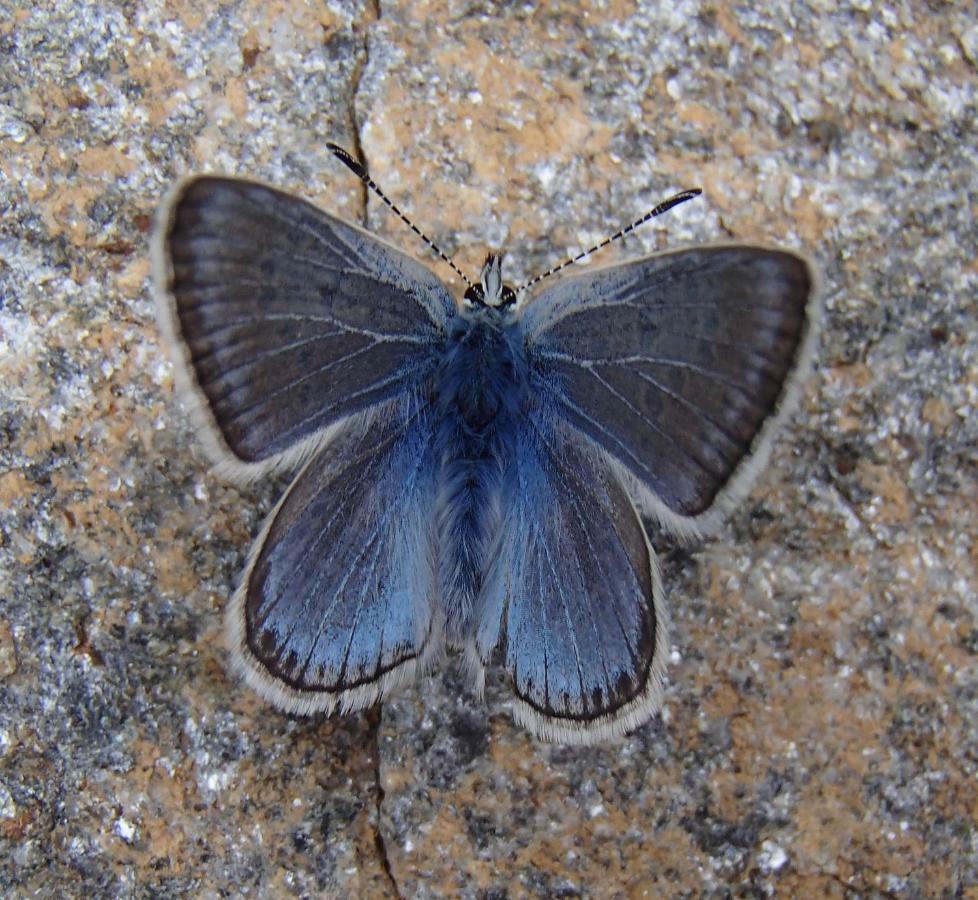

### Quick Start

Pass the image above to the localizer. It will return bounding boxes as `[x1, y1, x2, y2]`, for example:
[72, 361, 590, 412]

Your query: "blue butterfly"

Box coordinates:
[152, 150, 817, 744]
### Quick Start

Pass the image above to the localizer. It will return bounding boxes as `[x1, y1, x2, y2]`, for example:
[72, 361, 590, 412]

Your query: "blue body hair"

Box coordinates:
[433, 307, 528, 646]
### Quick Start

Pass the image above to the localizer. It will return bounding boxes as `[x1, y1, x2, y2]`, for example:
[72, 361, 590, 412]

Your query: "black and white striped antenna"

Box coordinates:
[327, 143, 475, 290]
[516, 188, 702, 294]
[329, 142, 701, 299]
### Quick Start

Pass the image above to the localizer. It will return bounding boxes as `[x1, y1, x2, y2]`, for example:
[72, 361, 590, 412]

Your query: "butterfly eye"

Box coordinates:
[464, 284, 486, 306]
[462, 282, 517, 310]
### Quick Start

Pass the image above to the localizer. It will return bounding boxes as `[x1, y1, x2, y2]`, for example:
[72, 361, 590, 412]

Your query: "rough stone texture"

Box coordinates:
[1, 0, 975, 896]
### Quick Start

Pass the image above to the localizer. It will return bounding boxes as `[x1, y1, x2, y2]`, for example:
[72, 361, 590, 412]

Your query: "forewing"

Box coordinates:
[152, 176, 456, 479]
[476, 418, 667, 744]
[521, 245, 817, 534]
[227, 397, 439, 715]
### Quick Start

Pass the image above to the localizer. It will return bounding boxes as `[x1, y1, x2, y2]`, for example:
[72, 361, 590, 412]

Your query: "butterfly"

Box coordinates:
[152, 147, 818, 744]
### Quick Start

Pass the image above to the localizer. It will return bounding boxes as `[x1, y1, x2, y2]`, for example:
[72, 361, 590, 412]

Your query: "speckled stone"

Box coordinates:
[1, 0, 975, 897]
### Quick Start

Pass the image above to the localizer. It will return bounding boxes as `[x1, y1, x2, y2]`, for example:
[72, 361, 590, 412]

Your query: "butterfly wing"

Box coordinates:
[227, 396, 440, 714]
[152, 176, 456, 480]
[520, 245, 818, 536]
[476, 416, 667, 744]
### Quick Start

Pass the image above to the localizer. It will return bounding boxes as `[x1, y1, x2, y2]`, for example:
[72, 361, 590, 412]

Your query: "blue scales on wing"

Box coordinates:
[520, 246, 815, 529]
[476, 415, 667, 742]
[229, 397, 440, 714]
[156, 177, 455, 469]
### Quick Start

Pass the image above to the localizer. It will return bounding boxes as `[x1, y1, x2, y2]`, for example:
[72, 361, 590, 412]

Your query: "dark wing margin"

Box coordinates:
[152, 175, 456, 482]
[475, 419, 668, 745]
[226, 398, 440, 716]
[521, 245, 819, 536]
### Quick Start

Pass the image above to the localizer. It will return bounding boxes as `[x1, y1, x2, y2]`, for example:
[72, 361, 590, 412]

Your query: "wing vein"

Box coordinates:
[268, 368, 434, 450]
[525, 255, 740, 333]
[587, 368, 720, 478]
[619, 364, 749, 452]
[217, 339, 401, 420]
[181, 296, 433, 345]
[538, 509, 589, 715]
[290, 411, 434, 686]
[262, 442, 387, 643]
[537, 350, 758, 397]
[533, 424, 640, 664]
[256, 404, 427, 627]
[225, 187, 448, 328]
[193, 329, 348, 376]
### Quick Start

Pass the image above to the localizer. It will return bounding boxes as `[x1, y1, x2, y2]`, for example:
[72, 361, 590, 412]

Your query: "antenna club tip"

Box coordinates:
[328, 142, 367, 178]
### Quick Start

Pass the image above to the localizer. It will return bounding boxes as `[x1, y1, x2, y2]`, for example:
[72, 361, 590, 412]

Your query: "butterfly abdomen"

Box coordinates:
[434, 311, 528, 645]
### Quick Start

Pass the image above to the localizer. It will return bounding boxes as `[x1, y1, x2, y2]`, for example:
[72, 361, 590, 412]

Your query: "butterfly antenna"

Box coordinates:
[327, 142, 475, 289]
[517, 188, 702, 294]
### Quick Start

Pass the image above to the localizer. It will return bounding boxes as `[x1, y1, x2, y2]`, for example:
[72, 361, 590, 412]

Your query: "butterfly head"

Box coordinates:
[464, 254, 518, 310]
